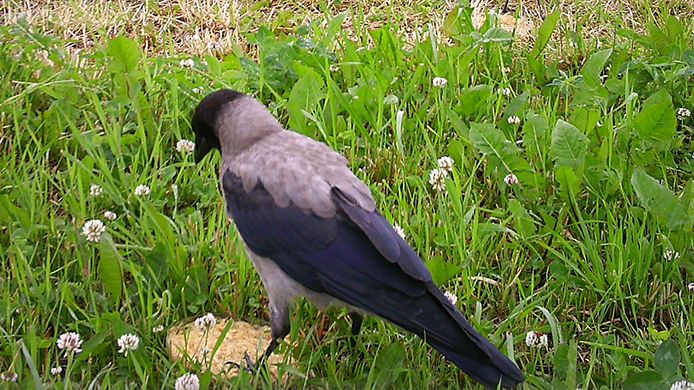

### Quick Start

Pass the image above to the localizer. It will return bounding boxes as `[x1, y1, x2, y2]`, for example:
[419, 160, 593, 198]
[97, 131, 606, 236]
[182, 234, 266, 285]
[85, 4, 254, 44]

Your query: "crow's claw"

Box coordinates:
[224, 353, 255, 374]
[243, 351, 256, 372]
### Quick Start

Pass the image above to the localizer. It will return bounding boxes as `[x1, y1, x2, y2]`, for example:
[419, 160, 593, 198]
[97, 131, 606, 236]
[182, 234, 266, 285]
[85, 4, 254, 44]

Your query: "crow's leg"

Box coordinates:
[502, 0, 511, 14]
[226, 304, 290, 373]
[349, 312, 363, 337]
[348, 311, 364, 353]
[256, 304, 290, 368]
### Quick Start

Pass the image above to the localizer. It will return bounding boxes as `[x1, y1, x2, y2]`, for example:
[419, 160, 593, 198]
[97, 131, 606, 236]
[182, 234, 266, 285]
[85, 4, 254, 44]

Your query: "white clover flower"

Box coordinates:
[428, 168, 448, 193]
[117, 333, 140, 356]
[176, 139, 195, 153]
[57, 332, 83, 355]
[89, 184, 104, 197]
[329, 64, 339, 72]
[501, 88, 512, 97]
[103, 211, 117, 221]
[525, 331, 538, 347]
[394, 224, 406, 240]
[50, 366, 62, 375]
[195, 313, 216, 331]
[152, 325, 165, 333]
[671, 380, 694, 390]
[689, 282, 694, 292]
[525, 331, 549, 348]
[175, 373, 200, 390]
[82, 219, 106, 243]
[432, 77, 448, 88]
[676, 107, 691, 119]
[383, 94, 399, 105]
[0, 372, 17, 382]
[134, 184, 151, 197]
[504, 173, 519, 186]
[179, 59, 195, 68]
[664, 250, 680, 260]
[437, 156, 454, 174]
[444, 291, 458, 305]
[507, 115, 521, 125]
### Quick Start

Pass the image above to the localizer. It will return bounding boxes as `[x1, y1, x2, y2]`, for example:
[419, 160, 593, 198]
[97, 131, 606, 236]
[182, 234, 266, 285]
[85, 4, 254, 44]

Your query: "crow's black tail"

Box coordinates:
[389, 284, 524, 389]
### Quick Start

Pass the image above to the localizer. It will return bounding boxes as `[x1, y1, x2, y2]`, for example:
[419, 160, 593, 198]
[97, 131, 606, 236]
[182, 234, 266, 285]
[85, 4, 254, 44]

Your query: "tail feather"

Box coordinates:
[431, 339, 522, 389]
[388, 284, 524, 389]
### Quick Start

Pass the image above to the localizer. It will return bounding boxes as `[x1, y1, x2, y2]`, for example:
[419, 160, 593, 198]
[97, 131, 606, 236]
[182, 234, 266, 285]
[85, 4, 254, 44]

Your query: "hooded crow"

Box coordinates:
[192, 89, 524, 389]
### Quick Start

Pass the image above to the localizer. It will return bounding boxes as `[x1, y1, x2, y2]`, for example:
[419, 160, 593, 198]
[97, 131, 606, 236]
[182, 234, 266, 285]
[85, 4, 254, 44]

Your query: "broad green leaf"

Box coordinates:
[443, 6, 462, 36]
[555, 166, 582, 201]
[323, 13, 348, 45]
[470, 123, 535, 186]
[551, 120, 589, 169]
[581, 48, 612, 88]
[459, 84, 493, 117]
[654, 340, 680, 378]
[505, 91, 529, 117]
[106, 36, 141, 74]
[287, 63, 324, 136]
[622, 370, 665, 390]
[426, 258, 461, 285]
[469, 123, 519, 173]
[642, 89, 672, 110]
[523, 112, 549, 162]
[447, 139, 465, 166]
[99, 236, 123, 304]
[571, 107, 602, 134]
[145, 203, 176, 244]
[0, 194, 30, 228]
[531, 9, 560, 57]
[501, 92, 529, 133]
[552, 341, 578, 389]
[648, 326, 671, 341]
[144, 242, 171, 282]
[480, 28, 513, 43]
[633, 101, 676, 150]
[631, 169, 691, 231]
[205, 54, 222, 77]
[573, 49, 612, 107]
[527, 55, 547, 85]
[508, 199, 536, 238]
[75, 331, 110, 365]
[447, 108, 469, 138]
[374, 343, 405, 385]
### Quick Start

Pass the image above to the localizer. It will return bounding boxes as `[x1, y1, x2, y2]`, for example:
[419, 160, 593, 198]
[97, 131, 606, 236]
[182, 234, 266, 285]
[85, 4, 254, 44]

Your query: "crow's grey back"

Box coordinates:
[221, 122, 375, 218]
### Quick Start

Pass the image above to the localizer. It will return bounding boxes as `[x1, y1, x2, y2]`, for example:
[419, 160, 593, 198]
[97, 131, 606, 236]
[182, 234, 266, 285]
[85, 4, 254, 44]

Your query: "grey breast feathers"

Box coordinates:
[224, 130, 376, 218]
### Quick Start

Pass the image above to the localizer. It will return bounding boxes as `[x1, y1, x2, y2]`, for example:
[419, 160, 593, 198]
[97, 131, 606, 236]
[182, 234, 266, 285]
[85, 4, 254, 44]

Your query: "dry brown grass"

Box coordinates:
[2, 0, 690, 59]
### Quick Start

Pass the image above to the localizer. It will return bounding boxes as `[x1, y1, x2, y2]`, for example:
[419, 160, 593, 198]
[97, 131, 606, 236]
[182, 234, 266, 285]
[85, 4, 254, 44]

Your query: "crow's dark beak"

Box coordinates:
[194, 135, 214, 163]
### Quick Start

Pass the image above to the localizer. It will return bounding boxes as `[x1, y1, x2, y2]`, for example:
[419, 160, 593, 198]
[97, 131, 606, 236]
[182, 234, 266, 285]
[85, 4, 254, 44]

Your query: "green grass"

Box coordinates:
[1, 3, 693, 389]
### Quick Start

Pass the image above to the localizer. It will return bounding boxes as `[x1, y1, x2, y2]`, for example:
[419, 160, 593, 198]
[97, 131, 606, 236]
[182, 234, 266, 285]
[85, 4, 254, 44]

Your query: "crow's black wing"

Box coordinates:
[223, 170, 523, 389]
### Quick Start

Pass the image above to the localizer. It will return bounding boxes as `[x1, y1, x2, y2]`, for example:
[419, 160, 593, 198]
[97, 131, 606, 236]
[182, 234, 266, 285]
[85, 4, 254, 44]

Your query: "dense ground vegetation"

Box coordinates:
[0, 1, 692, 388]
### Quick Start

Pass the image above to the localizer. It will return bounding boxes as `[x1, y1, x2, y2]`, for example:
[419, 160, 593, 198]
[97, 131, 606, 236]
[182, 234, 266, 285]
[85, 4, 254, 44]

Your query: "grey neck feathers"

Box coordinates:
[216, 97, 283, 158]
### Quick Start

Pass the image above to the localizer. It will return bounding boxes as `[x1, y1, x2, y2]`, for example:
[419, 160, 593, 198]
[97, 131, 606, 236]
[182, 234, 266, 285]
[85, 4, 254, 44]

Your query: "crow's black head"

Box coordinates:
[191, 89, 245, 163]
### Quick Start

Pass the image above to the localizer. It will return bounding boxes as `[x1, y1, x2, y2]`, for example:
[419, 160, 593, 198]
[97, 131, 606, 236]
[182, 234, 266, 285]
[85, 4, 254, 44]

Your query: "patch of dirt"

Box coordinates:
[167, 318, 285, 377]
